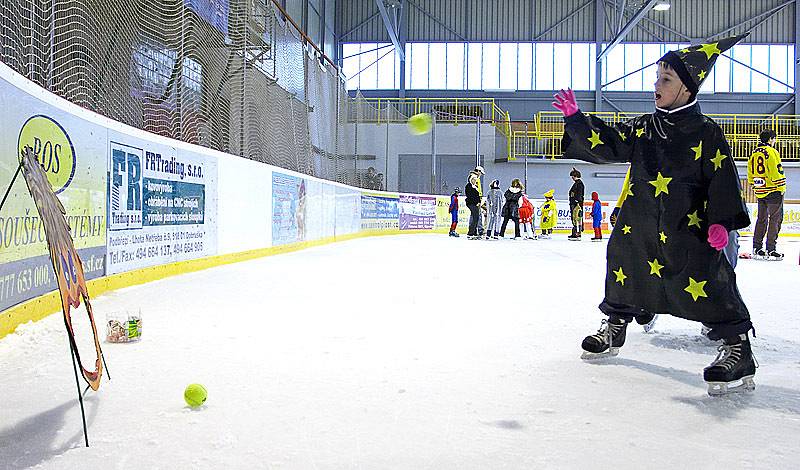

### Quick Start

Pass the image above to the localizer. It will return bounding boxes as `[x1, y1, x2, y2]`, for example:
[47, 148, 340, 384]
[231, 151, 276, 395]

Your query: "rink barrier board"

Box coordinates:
[2, 222, 798, 339]
[0, 228, 440, 339]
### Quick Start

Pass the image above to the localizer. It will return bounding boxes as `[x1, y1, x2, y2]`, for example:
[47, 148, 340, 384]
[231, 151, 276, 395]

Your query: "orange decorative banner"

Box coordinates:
[20, 146, 104, 390]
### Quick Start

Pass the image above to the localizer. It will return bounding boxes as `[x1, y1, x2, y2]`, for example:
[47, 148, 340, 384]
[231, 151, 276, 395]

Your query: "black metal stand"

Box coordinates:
[0, 163, 22, 213]
[69, 342, 90, 447]
[100, 347, 111, 381]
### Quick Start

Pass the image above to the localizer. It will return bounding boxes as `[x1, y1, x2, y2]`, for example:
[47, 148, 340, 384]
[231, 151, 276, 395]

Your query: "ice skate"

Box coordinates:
[581, 318, 627, 360]
[568, 234, 581, 241]
[449, 231, 459, 237]
[641, 313, 658, 333]
[704, 333, 757, 396]
[767, 250, 784, 261]
[752, 248, 768, 260]
[591, 237, 602, 242]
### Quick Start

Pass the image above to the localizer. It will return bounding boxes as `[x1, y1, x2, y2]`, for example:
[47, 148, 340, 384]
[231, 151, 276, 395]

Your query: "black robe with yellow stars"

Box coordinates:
[562, 102, 750, 325]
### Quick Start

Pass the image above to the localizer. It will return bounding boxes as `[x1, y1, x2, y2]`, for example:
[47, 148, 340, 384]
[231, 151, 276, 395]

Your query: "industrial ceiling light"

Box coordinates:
[653, 1, 671, 11]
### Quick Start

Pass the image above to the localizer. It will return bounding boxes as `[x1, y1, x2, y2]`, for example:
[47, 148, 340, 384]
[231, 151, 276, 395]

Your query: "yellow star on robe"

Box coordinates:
[648, 258, 664, 277]
[636, 128, 645, 138]
[619, 131, 627, 141]
[691, 141, 703, 160]
[698, 42, 721, 59]
[687, 210, 703, 228]
[587, 130, 604, 149]
[625, 182, 634, 198]
[684, 277, 708, 301]
[622, 225, 632, 234]
[659, 231, 668, 243]
[710, 149, 728, 170]
[698, 70, 706, 80]
[649, 172, 672, 197]
[613, 267, 627, 286]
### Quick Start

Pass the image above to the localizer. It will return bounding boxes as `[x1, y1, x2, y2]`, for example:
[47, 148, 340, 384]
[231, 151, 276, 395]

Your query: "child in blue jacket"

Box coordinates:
[591, 191, 602, 241]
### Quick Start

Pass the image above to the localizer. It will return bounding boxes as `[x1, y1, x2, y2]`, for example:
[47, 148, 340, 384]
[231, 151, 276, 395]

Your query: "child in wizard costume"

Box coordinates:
[552, 34, 756, 396]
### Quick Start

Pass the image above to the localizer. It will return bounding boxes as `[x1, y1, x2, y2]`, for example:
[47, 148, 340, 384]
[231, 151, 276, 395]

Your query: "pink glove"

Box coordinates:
[708, 224, 728, 251]
[552, 89, 579, 117]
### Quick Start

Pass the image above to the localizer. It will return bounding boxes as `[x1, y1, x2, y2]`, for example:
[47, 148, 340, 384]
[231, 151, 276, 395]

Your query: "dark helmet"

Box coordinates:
[453, 187, 461, 194]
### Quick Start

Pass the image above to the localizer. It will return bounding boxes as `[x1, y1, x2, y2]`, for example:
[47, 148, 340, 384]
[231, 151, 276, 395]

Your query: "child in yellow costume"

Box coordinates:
[539, 189, 557, 239]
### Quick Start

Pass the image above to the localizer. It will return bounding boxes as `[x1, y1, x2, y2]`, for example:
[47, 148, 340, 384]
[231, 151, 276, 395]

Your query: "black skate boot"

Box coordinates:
[753, 248, 767, 260]
[767, 250, 784, 261]
[581, 318, 628, 360]
[704, 333, 757, 396]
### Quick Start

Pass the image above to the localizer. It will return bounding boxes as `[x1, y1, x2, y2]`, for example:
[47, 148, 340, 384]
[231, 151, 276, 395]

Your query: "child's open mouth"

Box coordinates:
[654, 92, 662, 100]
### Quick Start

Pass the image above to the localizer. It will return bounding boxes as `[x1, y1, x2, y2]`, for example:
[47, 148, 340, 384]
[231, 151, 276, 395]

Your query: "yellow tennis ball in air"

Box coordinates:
[408, 113, 433, 135]
[184, 383, 207, 408]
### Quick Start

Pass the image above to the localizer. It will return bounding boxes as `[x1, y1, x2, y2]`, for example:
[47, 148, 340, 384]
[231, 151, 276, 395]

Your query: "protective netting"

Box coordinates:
[0, 0, 362, 185]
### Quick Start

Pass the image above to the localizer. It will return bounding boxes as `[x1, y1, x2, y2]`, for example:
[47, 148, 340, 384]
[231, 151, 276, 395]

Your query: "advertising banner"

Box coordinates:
[434, 195, 470, 232]
[399, 194, 435, 230]
[0, 77, 107, 310]
[741, 202, 800, 235]
[106, 132, 217, 274]
[335, 186, 361, 236]
[528, 199, 608, 231]
[303, 178, 334, 242]
[272, 172, 306, 245]
[361, 193, 399, 231]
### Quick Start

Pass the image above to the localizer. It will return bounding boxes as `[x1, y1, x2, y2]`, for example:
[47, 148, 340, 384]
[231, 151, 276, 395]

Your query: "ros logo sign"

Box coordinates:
[17, 115, 77, 194]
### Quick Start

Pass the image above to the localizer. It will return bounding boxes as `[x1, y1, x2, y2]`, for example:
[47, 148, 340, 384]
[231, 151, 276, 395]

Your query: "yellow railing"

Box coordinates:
[357, 98, 503, 125]
[514, 111, 800, 161]
[357, 97, 513, 159]
[356, 99, 800, 162]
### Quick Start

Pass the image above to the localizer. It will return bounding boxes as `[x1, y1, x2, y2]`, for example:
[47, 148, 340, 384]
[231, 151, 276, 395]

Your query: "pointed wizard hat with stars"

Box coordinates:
[658, 32, 749, 96]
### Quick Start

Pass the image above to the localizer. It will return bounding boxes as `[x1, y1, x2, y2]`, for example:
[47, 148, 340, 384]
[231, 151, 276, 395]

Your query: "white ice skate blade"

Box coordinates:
[707, 375, 756, 396]
[753, 255, 783, 261]
[581, 347, 619, 361]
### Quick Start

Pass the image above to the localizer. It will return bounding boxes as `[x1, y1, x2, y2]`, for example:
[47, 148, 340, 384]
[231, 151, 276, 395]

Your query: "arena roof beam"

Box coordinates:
[707, 0, 795, 41]
[605, 0, 691, 41]
[374, 0, 405, 61]
[340, 11, 380, 41]
[617, 0, 627, 32]
[406, 0, 467, 41]
[597, 0, 659, 62]
[533, 0, 594, 41]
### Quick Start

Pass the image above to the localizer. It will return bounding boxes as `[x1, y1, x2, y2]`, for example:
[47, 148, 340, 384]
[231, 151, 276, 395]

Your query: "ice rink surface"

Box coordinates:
[1, 234, 799, 469]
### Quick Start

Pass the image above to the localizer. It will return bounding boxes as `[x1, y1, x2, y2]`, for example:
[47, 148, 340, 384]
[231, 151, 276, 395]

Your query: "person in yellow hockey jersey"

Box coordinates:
[539, 189, 557, 238]
[748, 129, 786, 260]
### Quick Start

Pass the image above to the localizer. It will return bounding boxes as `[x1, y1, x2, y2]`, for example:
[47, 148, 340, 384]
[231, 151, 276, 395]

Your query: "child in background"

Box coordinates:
[500, 179, 524, 239]
[518, 192, 536, 239]
[591, 191, 603, 241]
[448, 187, 460, 237]
[540, 189, 556, 238]
[485, 179, 503, 239]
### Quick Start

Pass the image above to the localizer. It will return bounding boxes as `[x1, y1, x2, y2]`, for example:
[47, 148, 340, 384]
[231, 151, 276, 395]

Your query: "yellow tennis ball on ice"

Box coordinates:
[408, 112, 433, 135]
[184, 383, 207, 408]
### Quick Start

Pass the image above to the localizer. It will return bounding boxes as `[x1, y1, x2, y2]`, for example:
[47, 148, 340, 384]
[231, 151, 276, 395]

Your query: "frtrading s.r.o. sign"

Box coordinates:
[17, 115, 77, 194]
